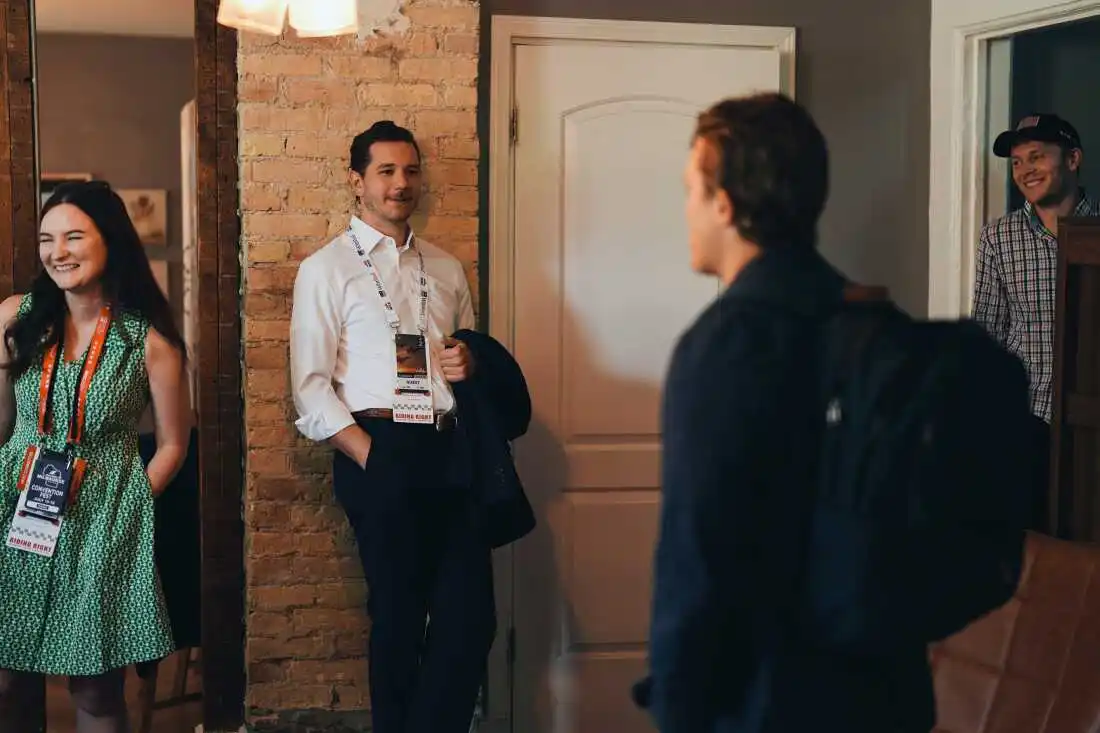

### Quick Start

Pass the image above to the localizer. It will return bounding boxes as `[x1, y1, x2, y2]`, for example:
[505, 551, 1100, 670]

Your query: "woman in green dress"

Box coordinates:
[0, 181, 189, 732]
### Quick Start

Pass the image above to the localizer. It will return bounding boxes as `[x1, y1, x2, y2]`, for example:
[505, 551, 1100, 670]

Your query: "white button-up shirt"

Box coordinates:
[290, 216, 476, 442]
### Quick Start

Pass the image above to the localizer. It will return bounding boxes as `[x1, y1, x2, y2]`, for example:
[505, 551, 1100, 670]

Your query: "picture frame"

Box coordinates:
[117, 188, 168, 246]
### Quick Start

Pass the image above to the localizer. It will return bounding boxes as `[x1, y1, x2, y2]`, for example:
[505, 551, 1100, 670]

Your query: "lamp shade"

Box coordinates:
[216, 0, 289, 35]
[288, 0, 358, 37]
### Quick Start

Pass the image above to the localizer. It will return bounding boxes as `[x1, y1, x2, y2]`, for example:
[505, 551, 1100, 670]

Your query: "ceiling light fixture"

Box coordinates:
[216, 0, 359, 37]
[216, 0, 289, 36]
[288, 0, 358, 37]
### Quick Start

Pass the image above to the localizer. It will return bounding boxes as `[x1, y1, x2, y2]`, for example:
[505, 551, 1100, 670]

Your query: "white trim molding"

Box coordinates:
[487, 15, 797, 349]
[928, 0, 1100, 319]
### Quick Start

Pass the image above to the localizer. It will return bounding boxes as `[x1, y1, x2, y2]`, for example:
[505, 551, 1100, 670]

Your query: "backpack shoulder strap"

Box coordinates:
[825, 284, 897, 386]
[842, 284, 890, 303]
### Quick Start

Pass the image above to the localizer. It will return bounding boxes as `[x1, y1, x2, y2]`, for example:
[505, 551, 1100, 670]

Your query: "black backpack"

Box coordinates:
[797, 291, 1034, 654]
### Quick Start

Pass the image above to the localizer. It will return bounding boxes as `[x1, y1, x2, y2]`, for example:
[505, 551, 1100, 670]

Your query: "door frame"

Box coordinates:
[927, 0, 1100, 318]
[485, 16, 796, 731]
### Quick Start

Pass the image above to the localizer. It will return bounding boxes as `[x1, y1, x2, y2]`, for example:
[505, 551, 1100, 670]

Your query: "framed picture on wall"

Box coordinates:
[118, 189, 168, 246]
[40, 172, 93, 208]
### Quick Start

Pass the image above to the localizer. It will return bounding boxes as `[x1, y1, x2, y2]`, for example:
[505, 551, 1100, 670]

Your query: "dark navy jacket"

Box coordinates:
[451, 328, 536, 549]
[642, 247, 935, 733]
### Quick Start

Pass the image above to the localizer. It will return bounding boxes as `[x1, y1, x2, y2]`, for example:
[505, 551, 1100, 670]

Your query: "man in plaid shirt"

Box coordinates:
[973, 113, 1097, 527]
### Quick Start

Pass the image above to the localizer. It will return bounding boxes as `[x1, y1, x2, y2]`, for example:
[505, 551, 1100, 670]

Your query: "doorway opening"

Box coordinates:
[7, 0, 245, 730]
[927, 0, 1100, 319]
[982, 17, 1100, 229]
[31, 2, 202, 730]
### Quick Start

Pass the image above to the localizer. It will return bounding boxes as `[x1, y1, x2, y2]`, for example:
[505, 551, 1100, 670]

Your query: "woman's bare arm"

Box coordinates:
[144, 327, 188, 496]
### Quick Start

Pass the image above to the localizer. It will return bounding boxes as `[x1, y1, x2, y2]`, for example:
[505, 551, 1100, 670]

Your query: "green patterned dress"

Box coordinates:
[0, 295, 174, 676]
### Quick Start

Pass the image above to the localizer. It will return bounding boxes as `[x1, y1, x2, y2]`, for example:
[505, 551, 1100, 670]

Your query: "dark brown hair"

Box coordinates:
[694, 92, 829, 249]
[349, 120, 421, 174]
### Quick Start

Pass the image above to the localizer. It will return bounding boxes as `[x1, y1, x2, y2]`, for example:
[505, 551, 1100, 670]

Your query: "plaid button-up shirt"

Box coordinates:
[973, 191, 1100, 422]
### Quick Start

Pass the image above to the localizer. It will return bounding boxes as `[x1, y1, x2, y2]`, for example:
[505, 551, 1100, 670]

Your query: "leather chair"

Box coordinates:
[930, 532, 1100, 732]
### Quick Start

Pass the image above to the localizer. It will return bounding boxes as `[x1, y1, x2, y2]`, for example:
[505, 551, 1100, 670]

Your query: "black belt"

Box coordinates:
[352, 408, 458, 432]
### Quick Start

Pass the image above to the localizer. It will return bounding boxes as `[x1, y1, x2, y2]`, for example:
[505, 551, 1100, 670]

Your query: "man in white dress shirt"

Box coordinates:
[290, 121, 495, 733]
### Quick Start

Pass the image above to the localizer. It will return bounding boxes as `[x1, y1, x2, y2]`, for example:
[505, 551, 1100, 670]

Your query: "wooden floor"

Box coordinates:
[45, 650, 202, 733]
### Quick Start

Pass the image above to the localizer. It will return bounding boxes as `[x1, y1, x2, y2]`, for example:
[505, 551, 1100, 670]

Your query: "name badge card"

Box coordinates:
[393, 333, 434, 424]
[6, 488, 63, 558]
[23, 448, 73, 519]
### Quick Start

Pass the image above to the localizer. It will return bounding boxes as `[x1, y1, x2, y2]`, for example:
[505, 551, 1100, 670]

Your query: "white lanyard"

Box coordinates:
[348, 227, 428, 335]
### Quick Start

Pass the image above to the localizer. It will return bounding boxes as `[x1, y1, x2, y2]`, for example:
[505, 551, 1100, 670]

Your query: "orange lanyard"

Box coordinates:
[37, 307, 112, 447]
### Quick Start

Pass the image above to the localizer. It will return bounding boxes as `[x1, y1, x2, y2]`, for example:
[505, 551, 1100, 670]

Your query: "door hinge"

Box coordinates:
[509, 107, 518, 146]
[507, 625, 516, 665]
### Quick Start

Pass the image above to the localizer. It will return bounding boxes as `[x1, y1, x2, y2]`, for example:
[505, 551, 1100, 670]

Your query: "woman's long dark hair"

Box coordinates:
[4, 180, 186, 379]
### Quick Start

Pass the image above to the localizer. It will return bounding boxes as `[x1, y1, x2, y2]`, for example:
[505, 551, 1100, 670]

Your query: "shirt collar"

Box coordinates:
[349, 215, 415, 254]
[1023, 188, 1097, 237]
[722, 246, 847, 316]
[1076, 189, 1099, 216]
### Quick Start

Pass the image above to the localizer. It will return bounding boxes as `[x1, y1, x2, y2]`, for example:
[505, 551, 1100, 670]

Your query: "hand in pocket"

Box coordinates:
[357, 433, 375, 471]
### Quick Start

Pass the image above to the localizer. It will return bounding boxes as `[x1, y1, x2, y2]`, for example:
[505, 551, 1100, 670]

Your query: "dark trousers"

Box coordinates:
[333, 418, 497, 733]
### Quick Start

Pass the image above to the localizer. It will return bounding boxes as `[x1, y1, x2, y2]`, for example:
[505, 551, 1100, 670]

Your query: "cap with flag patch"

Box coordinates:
[993, 113, 1083, 157]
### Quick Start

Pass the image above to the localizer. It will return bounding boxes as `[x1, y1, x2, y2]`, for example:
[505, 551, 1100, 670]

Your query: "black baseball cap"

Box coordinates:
[993, 113, 1083, 157]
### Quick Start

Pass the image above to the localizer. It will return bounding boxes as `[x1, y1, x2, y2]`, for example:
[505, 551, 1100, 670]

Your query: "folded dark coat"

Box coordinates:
[451, 328, 536, 549]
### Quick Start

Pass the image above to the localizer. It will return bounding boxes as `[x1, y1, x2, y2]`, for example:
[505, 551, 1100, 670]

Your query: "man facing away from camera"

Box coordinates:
[289, 121, 502, 733]
[974, 113, 1098, 529]
[641, 94, 935, 733]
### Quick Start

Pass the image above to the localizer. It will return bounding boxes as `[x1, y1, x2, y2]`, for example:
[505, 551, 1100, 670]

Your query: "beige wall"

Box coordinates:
[34, 0, 193, 37]
[36, 33, 193, 324]
[239, 1, 479, 725]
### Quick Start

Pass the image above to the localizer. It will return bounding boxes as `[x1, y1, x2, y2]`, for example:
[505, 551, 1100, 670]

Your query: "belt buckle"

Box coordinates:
[435, 412, 456, 432]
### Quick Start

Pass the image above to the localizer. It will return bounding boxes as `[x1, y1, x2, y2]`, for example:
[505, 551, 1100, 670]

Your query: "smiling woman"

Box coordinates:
[0, 0, 245, 730]
[0, 181, 188, 732]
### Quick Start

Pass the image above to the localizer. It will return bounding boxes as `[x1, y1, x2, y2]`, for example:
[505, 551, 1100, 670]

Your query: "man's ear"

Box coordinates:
[714, 187, 735, 227]
[348, 169, 364, 199]
[1066, 147, 1083, 174]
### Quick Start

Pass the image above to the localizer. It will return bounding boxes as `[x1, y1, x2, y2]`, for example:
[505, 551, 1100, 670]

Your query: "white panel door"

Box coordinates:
[509, 39, 783, 733]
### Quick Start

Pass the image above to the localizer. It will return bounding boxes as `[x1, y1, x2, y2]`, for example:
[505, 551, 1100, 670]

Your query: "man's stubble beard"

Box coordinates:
[361, 197, 416, 229]
[1035, 177, 1077, 210]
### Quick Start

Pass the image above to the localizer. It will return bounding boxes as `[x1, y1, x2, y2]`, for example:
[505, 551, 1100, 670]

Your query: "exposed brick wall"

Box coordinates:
[0, 0, 39, 295]
[238, 1, 480, 724]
